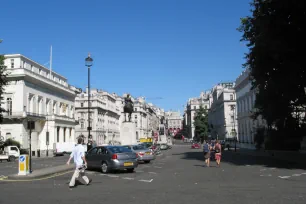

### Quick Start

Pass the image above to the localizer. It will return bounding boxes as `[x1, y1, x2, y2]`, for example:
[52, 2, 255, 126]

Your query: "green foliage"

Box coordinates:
[193, 106, 209, 141]
[238, 0, 306, 139]
[3, 138, 21, 149]
[0, 54, 8, 123]
[254, 127, 266, 150]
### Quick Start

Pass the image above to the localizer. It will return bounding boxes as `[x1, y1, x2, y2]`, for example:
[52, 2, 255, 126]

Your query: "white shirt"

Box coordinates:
[70, 144, 85, 167]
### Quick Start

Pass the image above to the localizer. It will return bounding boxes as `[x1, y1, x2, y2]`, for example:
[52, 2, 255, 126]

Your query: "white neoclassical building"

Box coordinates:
[1, 54, 79, 156]
[75, 89, 121, 145]
[186, 91, 211, 139]
[235, 69, 265, 149]
[165, 110, 183, 136]
[208, 82, 238, 140]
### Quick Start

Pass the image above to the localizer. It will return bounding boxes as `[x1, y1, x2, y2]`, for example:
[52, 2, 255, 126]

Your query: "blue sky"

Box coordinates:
[0, 0, 251, 113]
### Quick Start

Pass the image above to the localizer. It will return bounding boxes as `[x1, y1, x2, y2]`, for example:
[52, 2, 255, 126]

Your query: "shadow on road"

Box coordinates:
[174, 150, 306, 170]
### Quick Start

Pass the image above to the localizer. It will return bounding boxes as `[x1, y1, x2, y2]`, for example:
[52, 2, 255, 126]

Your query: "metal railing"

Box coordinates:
[26, 112, 46, 117]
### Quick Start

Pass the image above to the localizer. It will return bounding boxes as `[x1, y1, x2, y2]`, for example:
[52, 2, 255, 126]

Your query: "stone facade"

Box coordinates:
[235, 69, 265, 148]
[1, 54, 79, 156]
[75, 89, 120, 145]
[208, 82, 238, 140]
[185, 91, 211, 139]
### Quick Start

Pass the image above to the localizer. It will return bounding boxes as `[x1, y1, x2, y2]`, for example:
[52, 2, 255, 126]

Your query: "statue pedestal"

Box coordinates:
[120, 122, 137, 145]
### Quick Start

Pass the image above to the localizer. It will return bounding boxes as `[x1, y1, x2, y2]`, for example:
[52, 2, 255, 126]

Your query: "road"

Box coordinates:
[1, 145, 306, 204]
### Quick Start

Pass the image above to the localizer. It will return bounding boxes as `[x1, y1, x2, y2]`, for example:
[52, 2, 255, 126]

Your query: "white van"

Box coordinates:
[0, 146, 20, 162]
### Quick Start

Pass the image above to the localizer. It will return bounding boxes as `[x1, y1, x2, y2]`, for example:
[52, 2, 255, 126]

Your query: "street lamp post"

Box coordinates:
[85, 54, 93, 149]
[231, 105, 237, 152]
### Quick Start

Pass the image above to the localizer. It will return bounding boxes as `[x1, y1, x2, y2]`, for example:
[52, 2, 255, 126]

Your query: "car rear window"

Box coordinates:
[133, 145, 145, 150]
[108, 146, 132, 153]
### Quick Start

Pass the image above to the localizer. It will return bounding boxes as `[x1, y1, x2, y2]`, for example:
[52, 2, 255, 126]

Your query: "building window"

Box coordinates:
[57, 127, 60, 142]
[81, 103, 84, 107]
[7, 98, 12, 115]
[81, 122, 84, 129]
[10, 59, 14, 68]
[231, 115, 234, 123]
[230, 94, 234, 100]
[135, 108, 137, 111]
[193, 106, 196, 110]
[63, 127, 66, 142]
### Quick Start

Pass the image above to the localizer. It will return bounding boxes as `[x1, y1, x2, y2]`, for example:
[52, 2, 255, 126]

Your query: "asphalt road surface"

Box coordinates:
[1, 145, 306, 204]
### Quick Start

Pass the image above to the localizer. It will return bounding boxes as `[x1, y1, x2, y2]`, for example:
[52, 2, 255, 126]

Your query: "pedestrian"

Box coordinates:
[203, 140, 211, 167]
[214, 140, 222, 167]
[67, 137, 90, 188]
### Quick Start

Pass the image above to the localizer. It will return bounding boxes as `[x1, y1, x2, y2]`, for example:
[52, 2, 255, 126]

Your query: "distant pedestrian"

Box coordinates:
[67, 137, 90, 188]
[203, 140, 211, 167]
[214, 140, 222, 167]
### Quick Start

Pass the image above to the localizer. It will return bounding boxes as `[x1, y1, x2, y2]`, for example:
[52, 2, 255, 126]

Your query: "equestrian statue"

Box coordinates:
[123, 94, 134, 122]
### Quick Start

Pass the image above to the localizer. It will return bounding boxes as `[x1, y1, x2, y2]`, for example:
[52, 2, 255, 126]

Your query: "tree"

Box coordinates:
[238, 0, 306, 144]
[0, 54, 8, 123]
[3, 138, 21, 149]
[193, 106, 209, 142]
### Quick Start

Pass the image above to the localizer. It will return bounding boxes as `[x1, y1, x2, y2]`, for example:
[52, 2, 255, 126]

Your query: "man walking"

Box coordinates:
[67, 137, 89, 188]
[203, 140, 211, 167]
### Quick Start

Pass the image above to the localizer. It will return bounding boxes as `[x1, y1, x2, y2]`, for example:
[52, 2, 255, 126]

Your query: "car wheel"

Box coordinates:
[144, 160, 150, 163]
[127, 168, 134, 173]
[101, 162, 109, 173]
[8, 156, 15, 162]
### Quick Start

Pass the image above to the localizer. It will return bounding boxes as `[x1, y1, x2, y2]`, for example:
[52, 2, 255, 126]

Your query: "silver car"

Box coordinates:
[123, 145, 155, 163]
[86, 146, 138, 173]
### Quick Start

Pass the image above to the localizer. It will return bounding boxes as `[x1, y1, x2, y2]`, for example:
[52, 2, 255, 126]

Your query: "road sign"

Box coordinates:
[18, 155, 29, 176]
[19, 156, 25, 162]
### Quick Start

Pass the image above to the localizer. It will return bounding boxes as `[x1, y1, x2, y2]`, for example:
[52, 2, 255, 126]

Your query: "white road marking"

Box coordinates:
[292, 174, 301, 177]
[100, 174, 107, 176]
[269, 168, 276, 170]
[279, 176, 291, 179]
[122, 177, 134, 180]
[301, 173, 306, 175]
[245, 165, 251, 167]
[107, 175, 119, 178]
[154, 166, 162, 169]
[139, 179, 153, 183]
[148, 172, 157, 174]
[156, 154, 163, 157]
[260, 169, 267, 171]
[260, 174, 272, 177]
[135, 170, 144, 173]
[86, 171, 96, 174]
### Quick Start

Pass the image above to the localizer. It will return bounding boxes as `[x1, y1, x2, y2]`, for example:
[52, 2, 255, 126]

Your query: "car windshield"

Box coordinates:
[133, 145, 146, 150]
[108, 146, 132, 153]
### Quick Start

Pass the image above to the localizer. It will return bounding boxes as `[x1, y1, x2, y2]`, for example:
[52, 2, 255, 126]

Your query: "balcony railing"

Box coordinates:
[3, 111, 26, 118]
[46, 114, 76, 123]
[26, 112, 46, 117]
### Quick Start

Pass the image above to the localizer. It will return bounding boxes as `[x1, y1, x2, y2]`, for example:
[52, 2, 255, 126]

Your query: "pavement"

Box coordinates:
[0, 146, 306, 204]
[0, 155, 69, 178]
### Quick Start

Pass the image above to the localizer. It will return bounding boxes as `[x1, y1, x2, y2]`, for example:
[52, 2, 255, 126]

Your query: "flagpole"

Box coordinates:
[50, 45, 52, 79]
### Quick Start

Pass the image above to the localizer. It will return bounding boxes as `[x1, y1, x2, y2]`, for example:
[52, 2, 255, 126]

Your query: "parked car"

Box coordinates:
[53, 142, 88, 156]
[191, 143, 200, 149]
[0, 146, 20, 162]
[151, 144, 161, 155]
[160, 143, 171, 150]
[85, 145, 138, 173]
[123, 144, 155, 163]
